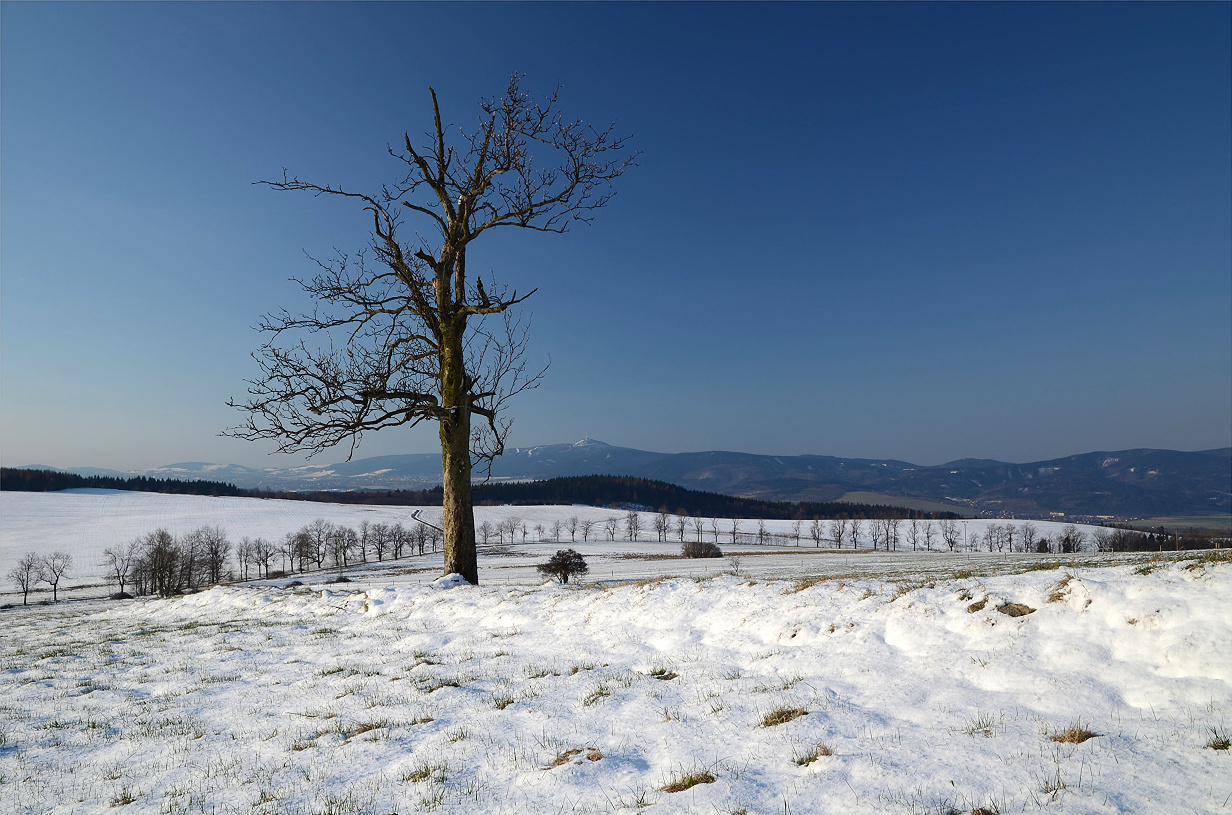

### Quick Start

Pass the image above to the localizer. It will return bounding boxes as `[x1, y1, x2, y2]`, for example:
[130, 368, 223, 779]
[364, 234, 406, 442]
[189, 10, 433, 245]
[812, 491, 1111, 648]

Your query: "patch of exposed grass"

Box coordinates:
[793, 742, 834, 765]
[962, 711, 998, 737]
[1047, 574, 1075, 603]
[583, 683, 611, 706]
[109, 785, 138, 807]
[649, 667, 678, 681]
[403, 761, 447, 783]
[660, 769, 716, 793]
[339, 718, 388, 741]
[761, 707, 808, 727]
[1049, 720, 1100, 744]
[1206, 726, 1230, 750]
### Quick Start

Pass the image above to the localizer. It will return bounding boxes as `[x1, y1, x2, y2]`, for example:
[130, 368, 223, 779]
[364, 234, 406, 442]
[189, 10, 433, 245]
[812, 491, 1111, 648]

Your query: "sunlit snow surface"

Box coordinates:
[1, 492, 1230, 813]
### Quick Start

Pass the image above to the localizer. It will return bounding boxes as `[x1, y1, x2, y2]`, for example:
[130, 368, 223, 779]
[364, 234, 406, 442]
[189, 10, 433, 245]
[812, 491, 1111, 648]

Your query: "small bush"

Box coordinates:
[682, 540, 723, 558]
[537, 549, 589, 584]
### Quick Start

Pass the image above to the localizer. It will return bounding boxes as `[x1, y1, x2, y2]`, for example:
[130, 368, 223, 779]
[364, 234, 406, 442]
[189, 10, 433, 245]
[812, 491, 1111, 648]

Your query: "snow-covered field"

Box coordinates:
[1, 553, 1229, 814]
[2, 491, 1229, 814]
[3, 490, 1105, 594]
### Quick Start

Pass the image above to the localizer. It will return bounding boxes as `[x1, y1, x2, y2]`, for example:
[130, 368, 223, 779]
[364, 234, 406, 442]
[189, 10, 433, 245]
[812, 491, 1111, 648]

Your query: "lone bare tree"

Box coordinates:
[7, 552, 42, 605]
[227, 76, 634, 585]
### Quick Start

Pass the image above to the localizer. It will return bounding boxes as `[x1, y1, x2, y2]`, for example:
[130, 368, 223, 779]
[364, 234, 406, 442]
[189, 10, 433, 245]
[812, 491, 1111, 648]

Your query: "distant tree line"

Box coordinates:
[2, 468, 247, 496]
[3, 469, 959, 521]
[468, 475, 960, 521]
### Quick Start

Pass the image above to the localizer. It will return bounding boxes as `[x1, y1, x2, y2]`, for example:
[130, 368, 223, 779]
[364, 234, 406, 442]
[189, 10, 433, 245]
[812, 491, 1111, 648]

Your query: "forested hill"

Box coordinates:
[470, 475, 956, 520]
[2, 468, 957, 520]
[1, 468, 247, 496]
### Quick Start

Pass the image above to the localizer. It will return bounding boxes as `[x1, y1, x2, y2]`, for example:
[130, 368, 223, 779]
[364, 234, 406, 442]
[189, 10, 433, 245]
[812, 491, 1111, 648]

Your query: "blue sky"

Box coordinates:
[2, 2, 1229, 471]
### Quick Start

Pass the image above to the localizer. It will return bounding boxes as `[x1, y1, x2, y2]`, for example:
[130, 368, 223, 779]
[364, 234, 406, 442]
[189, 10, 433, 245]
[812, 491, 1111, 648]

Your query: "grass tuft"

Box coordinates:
[1049, 720, 1100, 744]
[792, 742, 834, 765]
[1206, 726, 1230, 750]
[761, 707, 808, 727]
[660, 769, 716, 793]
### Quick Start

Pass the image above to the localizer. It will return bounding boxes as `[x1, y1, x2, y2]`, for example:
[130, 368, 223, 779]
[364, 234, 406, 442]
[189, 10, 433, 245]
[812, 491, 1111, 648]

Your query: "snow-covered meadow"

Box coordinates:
[1, 491, 1229, 814]
[4, 490, 1108, 596]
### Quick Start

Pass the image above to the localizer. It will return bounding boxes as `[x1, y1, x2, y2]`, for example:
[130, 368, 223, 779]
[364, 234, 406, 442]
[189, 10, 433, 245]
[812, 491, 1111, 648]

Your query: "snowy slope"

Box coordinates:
[0, 555, 1228, 814]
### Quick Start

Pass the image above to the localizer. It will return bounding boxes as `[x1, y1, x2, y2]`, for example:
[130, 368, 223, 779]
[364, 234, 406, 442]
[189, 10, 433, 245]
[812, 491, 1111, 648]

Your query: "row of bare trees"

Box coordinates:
[91, 518, 440, 597]
[470, 511, 1108, 556]
[6, 551, 73, 605]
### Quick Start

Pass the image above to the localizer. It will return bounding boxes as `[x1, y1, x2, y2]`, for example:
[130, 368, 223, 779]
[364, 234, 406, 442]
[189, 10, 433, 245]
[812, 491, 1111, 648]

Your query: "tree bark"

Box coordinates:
[441, 410, 477, 584]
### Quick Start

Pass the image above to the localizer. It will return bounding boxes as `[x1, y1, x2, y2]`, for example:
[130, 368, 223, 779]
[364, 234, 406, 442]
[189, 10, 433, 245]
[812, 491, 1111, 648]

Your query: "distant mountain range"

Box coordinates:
[18, 440, 1231, 520]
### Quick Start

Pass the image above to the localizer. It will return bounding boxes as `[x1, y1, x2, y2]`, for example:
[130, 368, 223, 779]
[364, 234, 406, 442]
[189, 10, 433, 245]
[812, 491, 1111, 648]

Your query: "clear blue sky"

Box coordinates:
[2, 2, 1229, 471]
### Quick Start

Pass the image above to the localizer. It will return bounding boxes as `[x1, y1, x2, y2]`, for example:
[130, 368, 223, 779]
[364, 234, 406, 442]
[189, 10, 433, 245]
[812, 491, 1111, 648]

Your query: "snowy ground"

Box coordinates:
[2, 492, 1229, 814]
[1, 547, 1229, 813]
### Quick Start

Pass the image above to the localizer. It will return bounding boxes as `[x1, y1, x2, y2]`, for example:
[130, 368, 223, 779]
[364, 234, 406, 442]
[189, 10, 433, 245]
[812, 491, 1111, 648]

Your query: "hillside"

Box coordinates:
[13, 440, 1230, 519]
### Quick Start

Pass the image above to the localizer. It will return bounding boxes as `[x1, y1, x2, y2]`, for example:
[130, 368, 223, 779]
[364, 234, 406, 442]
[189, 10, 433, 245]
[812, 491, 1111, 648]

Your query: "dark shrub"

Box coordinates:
[537, 549, 589, 584]
[682, 540, 723, 558]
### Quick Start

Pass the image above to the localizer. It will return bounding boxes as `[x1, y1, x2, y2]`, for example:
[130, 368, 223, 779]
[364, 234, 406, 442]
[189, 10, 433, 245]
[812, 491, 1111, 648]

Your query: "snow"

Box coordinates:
[0, 557, 1228, 813]
[2, 492, 1228, 813]
[0, 495, 1228, 813]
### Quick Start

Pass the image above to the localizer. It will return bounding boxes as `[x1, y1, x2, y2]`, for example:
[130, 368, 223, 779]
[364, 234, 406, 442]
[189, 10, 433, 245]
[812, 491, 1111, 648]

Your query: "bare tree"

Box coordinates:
[7, 552, 42, 605]
[1059, 524, 1084, 554]
[503, 516, 522, 545]
[551, 519, 565, 542]
[478, 521, 496, 545]
[624, 512, 641, 542]
[227, 76, 634, 586]
[39, 551, 73, 602]
[581, 519, 595, 542]
[790, 520, 802, 546]
[675, 514, 688, 543]
[983, 524, 1000, 553]
[253, 538, 276, 578]
[102, 540, 142, 596]
[940, 519, 960, 552]
[887, 518, 901, 551]
[691, 516, 706, 542]
[369, 523, 391, 562]
[825, 518, 841, 548]
[566, 515, 579, 542]
[1020, 522, 1037, 553]
[757, 519, 768, 545]
[923, 520, 937, 551]
[849, 519, 863, 549]
[654, 509, 670, 542]
[907, 519, 921, 551]
[193, 526, 232, 585]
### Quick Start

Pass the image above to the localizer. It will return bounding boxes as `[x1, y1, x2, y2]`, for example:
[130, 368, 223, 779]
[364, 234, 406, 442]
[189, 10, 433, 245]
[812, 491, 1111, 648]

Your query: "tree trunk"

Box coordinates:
[439, 312, 478, 584]
[440, 410, 477, 584]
